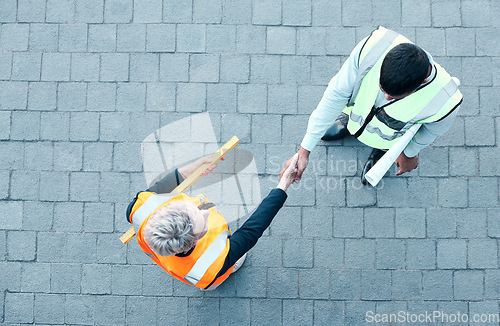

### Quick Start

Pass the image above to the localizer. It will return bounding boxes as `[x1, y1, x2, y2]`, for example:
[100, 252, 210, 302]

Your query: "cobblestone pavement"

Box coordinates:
[0, 0, 499, 325]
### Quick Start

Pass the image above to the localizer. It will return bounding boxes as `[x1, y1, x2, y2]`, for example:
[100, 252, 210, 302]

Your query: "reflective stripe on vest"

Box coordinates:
[131, 193, 176, 228]
[183, 230, 230, 286]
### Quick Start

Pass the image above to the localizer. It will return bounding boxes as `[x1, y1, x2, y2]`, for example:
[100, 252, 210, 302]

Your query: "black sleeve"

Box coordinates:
[125, 169, 184, 223]
[214, 188, 288, 278]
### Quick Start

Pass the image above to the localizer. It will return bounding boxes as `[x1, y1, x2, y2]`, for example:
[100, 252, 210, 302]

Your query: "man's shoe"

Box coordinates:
[361, 148, 386, 185]
[321, 112, 349, 141]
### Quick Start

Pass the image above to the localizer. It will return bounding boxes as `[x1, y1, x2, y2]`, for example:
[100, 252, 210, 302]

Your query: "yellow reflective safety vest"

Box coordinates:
[130, 192, 234, 289]
[344, 26, 463, 150]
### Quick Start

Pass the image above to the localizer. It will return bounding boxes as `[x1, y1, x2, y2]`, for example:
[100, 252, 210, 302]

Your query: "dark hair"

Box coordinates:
[379, 43, 430, 97]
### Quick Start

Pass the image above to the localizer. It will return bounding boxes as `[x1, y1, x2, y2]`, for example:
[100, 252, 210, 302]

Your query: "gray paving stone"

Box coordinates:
[188, 298, 220, 325]
[454, 270, 484, 300]
[477, 28, 500, 56]
[21, 262, 50, 293]
[433, 116, 465, 146]
[418, 147, 449, 176]
[325, 27, 357, 56]
[485, 270, 500, 300]
[462, 0, 492, 27]
[267, 27, 296, 55]
[376, 239, 405, 269]
[402, 0, 431, 27]
[94, 296, 125, 324]
[39, 172, 70, 201]
[134, 0, 162, 23]
[36, 232, 65, 262]
[11, 53, 41, 81]
[235, 26, 265, 54]
[84, 203, 114, 232]
[344, 239, 375, 269]
[423, 270, 453, 300]
[145, 24, 175, 52]
[468, 178, 499, 208]
[53, 202, 83, 232]
[157, 297, 188, 325]
[142, 265, 173, 296]
[361, 270, 392, 300]
[446, 28, 475, 56]
[75, 0, 103, 22]
[219, 298, 251, 325]
[88, 24, 117, 52]
[297, 85, 325, 114]
[177, 24, 206, 53]
[465, 116, 496, 146]
[116, 83, 146, 111]
[0, 202, 21, 231]
[395, 208, 426, 238]
[82, 264, 112, 294]
[251, 114, 282, 144]
[66, 233, 97, 263]
[41, 112, 70, 141]
[331, 270, 361, 300]
[50, 263, 81, 294]
[0, 142, 24, 170]
[189, 54, 219, 83]
[311, 0, 341, 26]
[111, 264, 142, 295]
[426, 208, 456, 238]
[4, 292, 34, 324]
[159, 53, 189, 82]
[364, 208, 395, 238]
[7, 231, 36, 261]
[392, 270, 422, 301]
[65, 294, 95, 325]
[249, 55, 281, 84]
[27, 82, 57, 111]
[456, 208, 487, 238]
[437, 178, 468, 208]
[10, 171, 39, 200]
[0, 53, 12, 80]
[268, 268, 298, 298]
[126, 296, 157, 326]
[206, 25, 236, 53]
[130, 54, 159, 82]
[479, 87, 499, 117]
[83, 143, 113, 172]
[0, 170, 9, 199]
[252, 0, 281, 25]
[97, 233, 127, 264]
[250, 299, 282, 325]
[281, 56, 311, 84]
[449, 147, 479, 176]
[487, 208, 500, 238]
[346, 180, 376, 207]
[468, 239, 498, 269]
[0, 0, 16, 22]
[283, 0, 312, 26]
[376, 178, 408, 207]
[71, 54, 99, 81]
[0, 261, 21, 291]
[145, 83, 175, 112]
[333, 207, 363, 238]
[313, 239, 343, 269]
[22, 201, 52, 232]
[116, 24, 145, 52]
[0, 81, 28, 109]
[469, 301, 500, 326]
[104, 0, 132, 23]
[100, 53, 129, 82]
[176, 83, 206, 112]
[29, 24, 59, 52]
[462, 57, 492, 87]
[220, 55, 250, 83]
[270, 206, 301, 237]
[407, 178, 438, 207]
[416, 28, 446, 56]
[283, 299, 314, 325]
[163, 0, 192, 22]
[99, 112, 129, 141]
[42, 53, 71, 81]
[87, 83, 116, 111]
[437, 239, 467, 269]
[406, 239, 436, 269]
[100, 173, 130, 203]
[298, 269, 330, 299]
[267, 86, 297, 116]
[345, 301, 376, 326]
[283, 238, 313, 268]
[46, 0, 75, 22]
[114, 142, 143, 172]
[431, 0, 461, 27]
[302, 207, 332, 237]
[53, 142, 83, 172]
[58, 24, 87, 52]
[0, 24, 29, 50]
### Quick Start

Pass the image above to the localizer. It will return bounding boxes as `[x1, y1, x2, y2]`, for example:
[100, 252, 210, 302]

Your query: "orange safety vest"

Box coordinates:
[129, 192, 234, 289]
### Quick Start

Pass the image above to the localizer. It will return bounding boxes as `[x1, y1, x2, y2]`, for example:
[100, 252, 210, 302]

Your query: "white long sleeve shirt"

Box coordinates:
[300, 37, 459, 157]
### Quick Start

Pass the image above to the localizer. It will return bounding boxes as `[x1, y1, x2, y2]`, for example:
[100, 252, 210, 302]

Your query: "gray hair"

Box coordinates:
[143, 200, 199, 256]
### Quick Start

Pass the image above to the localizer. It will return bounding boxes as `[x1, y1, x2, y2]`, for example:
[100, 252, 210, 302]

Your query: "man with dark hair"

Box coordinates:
[281, 26, 463, 185]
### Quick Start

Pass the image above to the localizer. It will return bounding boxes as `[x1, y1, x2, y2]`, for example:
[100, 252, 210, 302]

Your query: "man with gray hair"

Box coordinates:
[126, 154, 298, 290]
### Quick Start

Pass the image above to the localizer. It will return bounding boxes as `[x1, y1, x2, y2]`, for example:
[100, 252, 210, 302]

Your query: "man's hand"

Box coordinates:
[178, 155, 220, 178]
[280, 147, 310, 183]
[395, 152, 418, 176]
[277, 154, 298, 191]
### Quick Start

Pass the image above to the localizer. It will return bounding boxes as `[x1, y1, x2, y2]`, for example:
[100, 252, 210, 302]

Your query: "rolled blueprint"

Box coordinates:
[365, 123, 422, 187]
